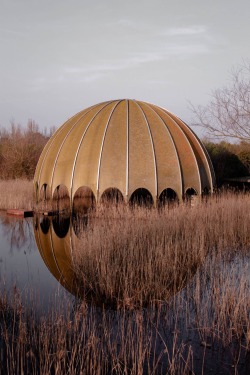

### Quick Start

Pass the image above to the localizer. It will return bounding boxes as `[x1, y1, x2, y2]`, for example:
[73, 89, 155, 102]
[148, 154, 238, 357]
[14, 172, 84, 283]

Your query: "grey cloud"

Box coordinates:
[162, 25, 207, 36]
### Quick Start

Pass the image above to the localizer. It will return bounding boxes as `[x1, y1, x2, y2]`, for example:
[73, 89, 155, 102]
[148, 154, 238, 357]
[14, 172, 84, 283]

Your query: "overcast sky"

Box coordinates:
[1, 0, 250, 136]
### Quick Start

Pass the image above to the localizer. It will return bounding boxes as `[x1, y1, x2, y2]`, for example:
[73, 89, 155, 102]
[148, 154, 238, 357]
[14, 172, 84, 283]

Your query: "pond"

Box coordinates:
[0, 212, 74, 314]
[0, 210, 249, 375]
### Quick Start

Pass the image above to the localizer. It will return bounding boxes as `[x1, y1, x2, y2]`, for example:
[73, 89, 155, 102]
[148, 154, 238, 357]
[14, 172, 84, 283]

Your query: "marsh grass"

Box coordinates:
[0, 191, 250, 374]
[0, 179, 70, 212]
[0, 179, 33, 210]
[73, 192, 250, 309]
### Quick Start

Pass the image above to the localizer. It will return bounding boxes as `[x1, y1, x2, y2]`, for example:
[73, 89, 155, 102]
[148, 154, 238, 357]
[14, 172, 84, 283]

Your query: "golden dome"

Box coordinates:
[34, 99, 215, 207]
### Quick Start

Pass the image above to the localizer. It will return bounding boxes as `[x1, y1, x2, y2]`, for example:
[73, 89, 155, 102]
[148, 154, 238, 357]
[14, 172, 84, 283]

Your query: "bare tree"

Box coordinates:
[0, 121, 49, 179]
[191, 61, 250, 142]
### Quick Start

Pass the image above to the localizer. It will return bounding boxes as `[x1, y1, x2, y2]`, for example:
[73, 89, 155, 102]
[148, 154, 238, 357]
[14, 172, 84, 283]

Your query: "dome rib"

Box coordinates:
[135, 100, 158, 198]
[96, 100, 122, 195]
[141, 101, 183, 199]
[50, 230, 68, 288]
[36, 220, 75, 293]
[69, 101, 112, 204]
[51, 230, 74, 292]
[151, 104, 202, 194]
[50, 106, 100, 196]
[162, 108, 214, 191]
[36, 221, 68, 289]
[37, 111, 82, 191]
[37, 103, 102, 194]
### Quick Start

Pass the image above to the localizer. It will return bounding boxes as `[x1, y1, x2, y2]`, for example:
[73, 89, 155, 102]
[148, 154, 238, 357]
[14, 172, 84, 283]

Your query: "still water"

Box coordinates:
[0, 211, 74, 313]
[0, 211, 249, 374]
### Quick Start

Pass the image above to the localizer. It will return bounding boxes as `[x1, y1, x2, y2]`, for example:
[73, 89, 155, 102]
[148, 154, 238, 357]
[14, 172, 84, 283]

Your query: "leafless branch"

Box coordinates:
[190, 61, 250, 142]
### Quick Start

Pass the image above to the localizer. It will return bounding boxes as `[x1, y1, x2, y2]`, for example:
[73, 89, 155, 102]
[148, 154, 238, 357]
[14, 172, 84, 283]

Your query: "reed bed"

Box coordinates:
[0, 179, 33, 210]
[0, 179, 69, 212]
[73, 192, 250, 309]
[0, 191, 250, 374]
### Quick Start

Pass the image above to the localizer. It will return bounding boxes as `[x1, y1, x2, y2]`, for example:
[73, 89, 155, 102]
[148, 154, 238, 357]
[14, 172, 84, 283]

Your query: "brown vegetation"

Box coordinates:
[204, 140, 250, 185]
[73, 192, 250, 309]
[0, 179, 33, 210]
[1, 192, 249, 374]
[0, 120, 52, 180]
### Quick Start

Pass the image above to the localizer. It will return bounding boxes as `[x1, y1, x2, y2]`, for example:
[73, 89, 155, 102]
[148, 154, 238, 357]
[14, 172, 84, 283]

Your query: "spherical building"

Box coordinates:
[34, 99, 215, 208]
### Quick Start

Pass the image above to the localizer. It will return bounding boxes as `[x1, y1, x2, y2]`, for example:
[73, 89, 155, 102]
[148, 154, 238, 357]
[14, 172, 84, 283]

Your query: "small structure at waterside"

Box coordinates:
[7, 209, 33, 218]
[34, 99, 215, 209]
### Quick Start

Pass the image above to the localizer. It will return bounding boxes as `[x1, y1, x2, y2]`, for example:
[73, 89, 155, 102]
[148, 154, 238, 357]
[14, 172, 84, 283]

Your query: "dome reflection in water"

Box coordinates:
[33, 208, 201, 309]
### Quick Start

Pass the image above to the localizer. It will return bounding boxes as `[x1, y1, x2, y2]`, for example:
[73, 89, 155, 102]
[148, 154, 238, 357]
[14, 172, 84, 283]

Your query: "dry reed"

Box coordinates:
[0, 179, 33, 210]
[0, 191, 249, 374]
[73, 192, 250, 309]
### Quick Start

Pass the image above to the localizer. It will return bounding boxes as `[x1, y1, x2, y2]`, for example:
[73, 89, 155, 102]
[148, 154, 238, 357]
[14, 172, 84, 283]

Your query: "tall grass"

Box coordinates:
[73, 192, 250, 309]
[0, 179, 33, 210]
[0, 191, 250, 374]
[0, 179, 69, 212]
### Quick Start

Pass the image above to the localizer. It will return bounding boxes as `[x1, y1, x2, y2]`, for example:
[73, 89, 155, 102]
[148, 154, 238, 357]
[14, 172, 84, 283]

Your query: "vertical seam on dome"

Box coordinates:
[70, 101, 113, 206]
[171, 115, 215, 191]
[96, 100, 122, 195]
[141, 101, 183, 199]
[50, 102, 110, 199]
[126, 100, 129, 197]
[35, 220, 49, 268]
[134, 101, 158, 199]
[37, 112, 79, 193]
[37, 103, 102, 198]
[50, 227, 70, 290]
[37, 218, 71, 292]
[199, 143, 215, 190]
[152, 104, 202, 195]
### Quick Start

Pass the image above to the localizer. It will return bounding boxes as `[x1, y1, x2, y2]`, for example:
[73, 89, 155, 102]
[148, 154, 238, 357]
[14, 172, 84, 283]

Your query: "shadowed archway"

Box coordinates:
[129, 188, 153, 207]
[100, 188, 124, 206]
[73, 186, 96, 214]
[158, 188, 178, 207]
[52, 184, 70, 212]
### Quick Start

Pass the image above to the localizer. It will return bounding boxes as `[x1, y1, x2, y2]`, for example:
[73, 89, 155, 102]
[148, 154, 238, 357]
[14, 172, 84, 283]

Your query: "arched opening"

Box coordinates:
[52, 185, 70, 213]
[202, 187, 210, 202]
[100, 188, 124, 206]
[73, 186, 96, 215]
[158, 188, 178, 208]
[185, 188, 198, 206]
[202, 187, 210, 195]
[72, 212, 89, 237]
[34, 181, 39, 203]
[185, 188, 197, 197]
[129, 188, 153, 207]
[52, 214, 70, 238]
[40, 216, 51, 235]
[40, 183, 51, 201]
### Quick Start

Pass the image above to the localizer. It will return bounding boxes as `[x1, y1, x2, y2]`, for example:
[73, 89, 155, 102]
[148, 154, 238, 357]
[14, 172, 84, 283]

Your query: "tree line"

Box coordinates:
[204, 140, 250, 186]
[0, 120, 54, 179]
[0, 119, 249, 186]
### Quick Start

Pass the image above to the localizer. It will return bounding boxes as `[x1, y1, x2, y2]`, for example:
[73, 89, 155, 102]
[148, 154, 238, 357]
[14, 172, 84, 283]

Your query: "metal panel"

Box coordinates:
[98, 100, 127, 198]
[127, 100, 156, 198]
[149, 104, 202, 194]
[163, 109, 215, 191]
[138, 101, 183, 200]
[71, 101, 118, 199]
[34, 99, 215, 207]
